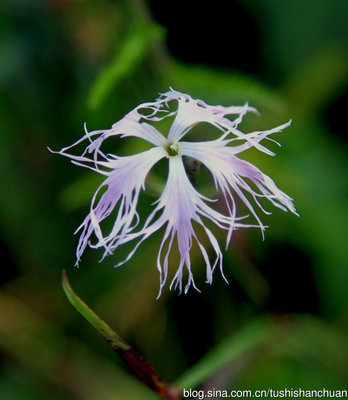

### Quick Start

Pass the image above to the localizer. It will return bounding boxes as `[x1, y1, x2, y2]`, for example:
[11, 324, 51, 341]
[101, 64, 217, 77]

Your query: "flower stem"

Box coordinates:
[62, 270, 180, 399]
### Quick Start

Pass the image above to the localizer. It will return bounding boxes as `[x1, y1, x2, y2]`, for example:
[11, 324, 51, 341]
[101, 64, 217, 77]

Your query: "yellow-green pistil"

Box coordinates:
[166, 142, 179, 156]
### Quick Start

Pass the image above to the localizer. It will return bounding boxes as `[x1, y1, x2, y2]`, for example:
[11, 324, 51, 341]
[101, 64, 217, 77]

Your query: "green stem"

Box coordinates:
[62, 270, 180, 399]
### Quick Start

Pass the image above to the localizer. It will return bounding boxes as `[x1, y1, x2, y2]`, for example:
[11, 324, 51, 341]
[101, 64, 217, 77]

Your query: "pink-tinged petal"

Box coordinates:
[158, 89, 258, 143]
[56, 106, 169, 171]
[160, 88, 258, 118]
[71, 147, 166, 264]
[158, 89, 291, 156]
[225, 120, 292, 156]
[55, 88, 298, 298]
[180, 139, 298, 241]
[110, 156, 248, 296]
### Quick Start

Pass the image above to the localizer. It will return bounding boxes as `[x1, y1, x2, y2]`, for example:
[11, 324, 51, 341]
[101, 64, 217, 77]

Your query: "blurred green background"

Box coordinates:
[0, 0, 347, 399]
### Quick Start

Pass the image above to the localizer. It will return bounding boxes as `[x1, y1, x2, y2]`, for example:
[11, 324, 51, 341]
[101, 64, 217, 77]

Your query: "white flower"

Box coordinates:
[55, 89, 298, 296]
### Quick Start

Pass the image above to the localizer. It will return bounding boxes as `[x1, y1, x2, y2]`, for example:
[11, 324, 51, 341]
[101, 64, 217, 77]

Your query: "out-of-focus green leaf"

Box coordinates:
[0, 372, 43, 400]
[278, 315, 348, 377]
[272, 117, 348, 315]
[244, 0, 348, 78]
[237, 315, 348, 388]
[175, 318, 272, 389]
[58, 173, 104, 211]
[88, 23, 164, 110]
[282, 45, 348, 116]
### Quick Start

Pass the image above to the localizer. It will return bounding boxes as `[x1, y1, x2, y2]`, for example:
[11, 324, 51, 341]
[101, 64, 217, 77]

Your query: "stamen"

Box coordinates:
[166, 142, 179, 156]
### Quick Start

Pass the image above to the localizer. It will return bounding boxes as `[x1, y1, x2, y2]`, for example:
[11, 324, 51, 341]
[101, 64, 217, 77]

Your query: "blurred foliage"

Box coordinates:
[87, 22, 165, 110]
[0, 0, 347, 399]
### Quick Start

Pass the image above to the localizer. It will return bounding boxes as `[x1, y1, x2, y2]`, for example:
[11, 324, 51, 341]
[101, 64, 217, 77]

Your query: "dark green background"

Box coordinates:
[0, 0, 347, 398]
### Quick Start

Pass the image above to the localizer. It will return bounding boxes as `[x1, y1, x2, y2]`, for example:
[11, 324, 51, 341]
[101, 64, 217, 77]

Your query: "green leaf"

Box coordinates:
[235, 315, 348, 388]
[58, 173, 104, 211]
[88, 23, 164, 110]
[282, 45, 348, 116]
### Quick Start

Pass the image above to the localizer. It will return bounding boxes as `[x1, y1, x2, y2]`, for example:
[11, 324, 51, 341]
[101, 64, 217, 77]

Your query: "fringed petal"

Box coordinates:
[71, 147, 166, 264]
[180, 139, 298, 242]
[55, 88, 298, 298]
[110, 156, 249, 296]
[157, 89, 258, 143]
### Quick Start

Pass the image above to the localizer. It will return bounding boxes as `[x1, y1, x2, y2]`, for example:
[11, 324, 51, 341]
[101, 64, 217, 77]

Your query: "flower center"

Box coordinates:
[166, 142, 179, 156]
